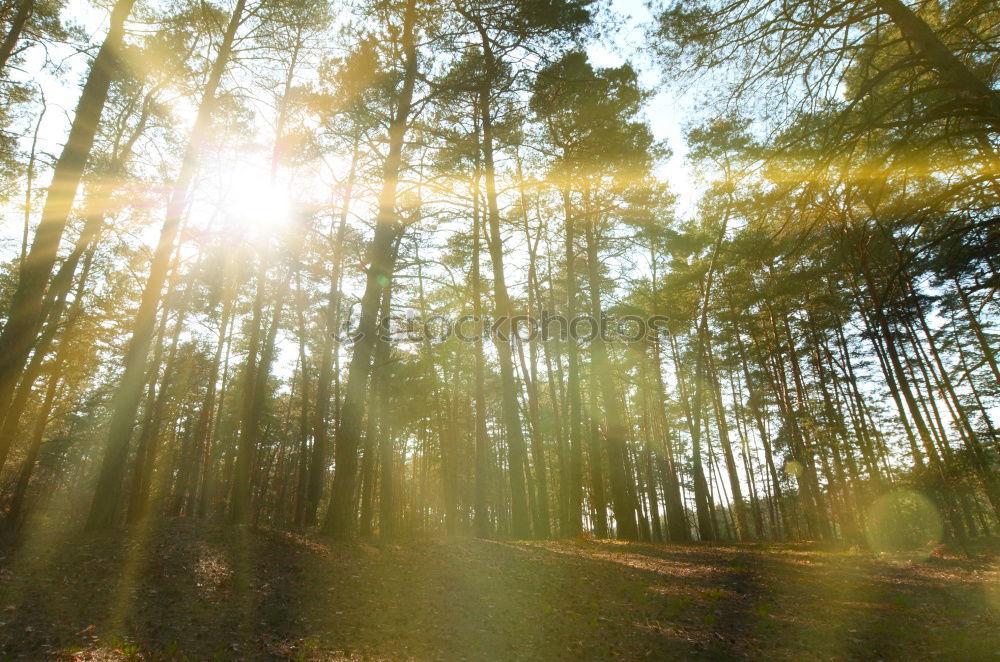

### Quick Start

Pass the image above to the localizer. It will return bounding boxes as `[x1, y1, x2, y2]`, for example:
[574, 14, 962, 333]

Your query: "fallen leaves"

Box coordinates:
[0, 522, 997, 660]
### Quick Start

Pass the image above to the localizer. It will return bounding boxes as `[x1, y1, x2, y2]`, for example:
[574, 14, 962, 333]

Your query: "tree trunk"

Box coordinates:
[307, 139, 360, 527]
[473, 25, 531, 538]
[562, 187, 585, 536]
[705, 338, 751, 539]
[0, 0, 32, 73]
[875, 0, 1000, 125]
[471, 158, 492, 538]
[0, 0, 137, 427]
[85, 0, 245, 530]
[322, 0, 417, 538]
[583, 219, 637, 540]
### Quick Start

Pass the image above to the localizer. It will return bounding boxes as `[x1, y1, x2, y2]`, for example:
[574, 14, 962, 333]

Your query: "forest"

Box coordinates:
[0, 0, 998, 659]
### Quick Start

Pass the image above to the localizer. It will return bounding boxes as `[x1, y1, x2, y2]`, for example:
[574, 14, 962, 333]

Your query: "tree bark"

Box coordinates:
[0, 0, 137, 427]
[322, 0, 418, 538]
[85, 0, 245, 530]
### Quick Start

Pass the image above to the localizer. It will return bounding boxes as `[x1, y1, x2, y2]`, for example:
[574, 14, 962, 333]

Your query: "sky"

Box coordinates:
[1, 0, 703, 256]
[586, 0, 701, 215]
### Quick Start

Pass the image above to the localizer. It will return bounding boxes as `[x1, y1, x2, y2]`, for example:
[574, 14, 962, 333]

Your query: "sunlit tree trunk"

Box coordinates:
[308, 139, 359, 527]
[360, 279, 393, 537]
[473, 24, 531, 538]
[583, 218, 637, 540]
[0, 0, 138, 425]
[85, 0, 246, 530]
[323, 0, 418, 538]
[470, 165, 492, 537]
[562, 187, 584, 536]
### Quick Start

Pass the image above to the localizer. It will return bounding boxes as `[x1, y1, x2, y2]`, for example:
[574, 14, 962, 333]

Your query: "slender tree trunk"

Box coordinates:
[514, 157, 551, 538]
[361, 281, 393, 537]
[583, 219, 637, 540]
[472, 25, 532, 538]
[705, 340, 751, 539]
[734, 329, 788, 539]
[0, 0, 136, 426]
[232, 271, 291, 523]
[85, 0, 245, 530]
[562, 187, 585, 536]
[292, 274, 311, 528]
[323, 0, 417, 538]
[187, 289, 234, 518]
[471, 164, 492, 537]
[127, 306, 187, 523]
[673, 331, 715, 541]
[586, 375, 608, 537]
[875, 0, 1000, 125]
[0, 0, 32, 73]
[648, 250, 688, 541]
[308, 139, 360, 527]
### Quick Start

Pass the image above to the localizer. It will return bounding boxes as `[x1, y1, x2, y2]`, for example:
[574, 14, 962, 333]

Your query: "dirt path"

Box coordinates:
[0, 521, 997, 660]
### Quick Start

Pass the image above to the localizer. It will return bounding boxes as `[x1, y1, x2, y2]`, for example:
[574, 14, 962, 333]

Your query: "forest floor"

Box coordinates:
[0, 520, 997, 661]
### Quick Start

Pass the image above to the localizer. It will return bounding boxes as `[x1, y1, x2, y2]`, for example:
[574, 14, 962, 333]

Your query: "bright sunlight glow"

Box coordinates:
[220, 163, 296, 237]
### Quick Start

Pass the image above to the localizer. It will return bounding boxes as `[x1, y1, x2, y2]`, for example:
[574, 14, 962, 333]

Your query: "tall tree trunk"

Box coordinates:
[562, 187, 584, 536]
[360, 280, 393, 537]
[323, 0, 417, 538]
[0, 0, 32, 73]
[875, 0, 1000, 125]
[734, 329, 788, 539]
[471, 162, 492, 537]
[307, 139, 360, 527]
[187, 287, 234, 518]
[672, 331, 715, 541]
[514, 157, 551, 538]
[292, 274, 311, 528]
[127, 306, 187, 523]
[472, 23, 531, 538]
[586, 374, 609, 537]
[232, 272, 290, 523]
[583, 219, 637, 540]
[85, 0, 246, 530]
[648, 248, 688, 541]
[705, 337, 751, 540]
[0, 0, 137, 426]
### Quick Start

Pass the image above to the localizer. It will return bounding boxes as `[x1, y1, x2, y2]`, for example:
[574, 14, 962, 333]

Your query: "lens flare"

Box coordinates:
[865, 490, 944, 555]
[784, 460, 804, 478]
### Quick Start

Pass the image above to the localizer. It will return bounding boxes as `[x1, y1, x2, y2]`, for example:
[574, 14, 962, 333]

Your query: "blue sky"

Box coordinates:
[586, 0, 701, 215]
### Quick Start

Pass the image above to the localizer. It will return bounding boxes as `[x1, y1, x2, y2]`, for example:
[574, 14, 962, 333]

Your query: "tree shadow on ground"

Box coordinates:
[0, 521, 997, 660]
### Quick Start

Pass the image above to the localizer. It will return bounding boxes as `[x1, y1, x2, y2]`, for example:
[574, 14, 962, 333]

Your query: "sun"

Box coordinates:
[220, 163, 296, 237]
